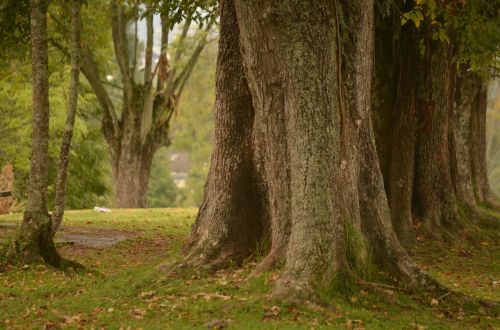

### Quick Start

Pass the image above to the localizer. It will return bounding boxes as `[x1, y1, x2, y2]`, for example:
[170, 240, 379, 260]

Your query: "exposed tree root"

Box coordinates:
[179, 240, 253, 273]
[250, 248, 285, 277]
[271, 277, 318, 303]
[463, 206, 500, 231]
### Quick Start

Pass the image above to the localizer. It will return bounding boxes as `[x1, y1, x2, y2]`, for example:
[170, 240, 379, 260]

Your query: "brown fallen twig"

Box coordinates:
[356, 280, 407, 292]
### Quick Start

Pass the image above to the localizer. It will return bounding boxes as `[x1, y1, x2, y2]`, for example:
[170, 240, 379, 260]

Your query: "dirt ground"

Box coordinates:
[0, 223, 138, 248]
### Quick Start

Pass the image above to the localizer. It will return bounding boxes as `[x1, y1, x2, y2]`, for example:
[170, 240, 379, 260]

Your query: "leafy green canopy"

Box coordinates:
[402, 0, 500, 75]
[0, 0, 30, 60]
[145, 0, 217, 29]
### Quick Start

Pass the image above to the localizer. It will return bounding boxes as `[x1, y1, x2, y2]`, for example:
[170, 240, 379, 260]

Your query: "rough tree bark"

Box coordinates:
[52, 0, 81, 235]
[15, 0, 61, 265]
[183, 0, 432, 300]
[413, 34, 462, 236]
[373, 7, 499, 244]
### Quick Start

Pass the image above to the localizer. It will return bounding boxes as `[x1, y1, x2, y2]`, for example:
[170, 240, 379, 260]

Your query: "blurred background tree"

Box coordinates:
[486, 81, 500, 193]
[0, 0, 218, 210]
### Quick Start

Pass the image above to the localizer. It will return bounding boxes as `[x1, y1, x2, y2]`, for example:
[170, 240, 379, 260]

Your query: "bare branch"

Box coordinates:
[101, 80, 123, 90]
[144, 12, 154, 87]
[131, 15, 138, 77]
[156, 12, 170, 92]
[173, 17, 216, 95]
[110, 0, 133, 95]
[159, 15, 192, 99]
[80, 47, 121, 138]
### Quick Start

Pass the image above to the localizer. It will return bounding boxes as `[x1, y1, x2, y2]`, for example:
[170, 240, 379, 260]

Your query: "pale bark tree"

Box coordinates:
[53, 1, 216, 208]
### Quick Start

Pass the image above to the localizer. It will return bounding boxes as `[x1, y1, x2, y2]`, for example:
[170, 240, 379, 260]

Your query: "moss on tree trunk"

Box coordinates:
[183, 0, 434, 301]
[9, 0, 61, 266]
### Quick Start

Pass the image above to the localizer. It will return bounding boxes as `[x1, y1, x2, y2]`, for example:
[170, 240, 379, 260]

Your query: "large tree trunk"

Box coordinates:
[110, 110, 156, 208]
[373, 8, 499, 245]
[450, 68, 478, 209]
[182, 0, 265, 269]
[15, 0, 60, 265]
[184, 0, 431, 301]
[373, 14, 418, 247]
[413, 36, 462, 237]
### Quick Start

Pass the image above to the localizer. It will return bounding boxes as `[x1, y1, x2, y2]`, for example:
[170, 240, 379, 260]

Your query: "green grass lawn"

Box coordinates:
[0, 209, 499, 329]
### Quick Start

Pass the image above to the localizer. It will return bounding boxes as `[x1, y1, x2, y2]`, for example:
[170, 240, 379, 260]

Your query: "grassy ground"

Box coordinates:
[0, 209, 498, 329]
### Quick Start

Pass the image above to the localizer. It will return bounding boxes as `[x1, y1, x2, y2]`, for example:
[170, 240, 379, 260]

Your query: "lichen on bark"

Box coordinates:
[182, 0, 434, 301]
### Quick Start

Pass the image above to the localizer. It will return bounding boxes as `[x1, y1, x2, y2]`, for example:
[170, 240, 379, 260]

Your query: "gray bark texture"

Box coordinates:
[183, 0, 434, 301]
[16, 0, 60, 265]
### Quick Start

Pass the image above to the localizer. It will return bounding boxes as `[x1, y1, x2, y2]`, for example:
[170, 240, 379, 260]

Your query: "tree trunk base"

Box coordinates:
[2, 212, 83, 271]
[11, 211, 62, 267]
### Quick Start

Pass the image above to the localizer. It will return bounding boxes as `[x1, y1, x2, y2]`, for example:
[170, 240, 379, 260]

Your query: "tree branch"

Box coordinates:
[49, 28, 121, 140]
[158, 14, 192, 100]
[100, 79, 123, 90]
[173, 17, 216, 95]
[110, 0, 133, 96]
[52, 0, 81, 235]
[156, 12, 170, 92]
[144, 12, 154, 87]
[154, 16, 213, 129]
[131, 14, 138, 77]
[80, 47, 121, 138]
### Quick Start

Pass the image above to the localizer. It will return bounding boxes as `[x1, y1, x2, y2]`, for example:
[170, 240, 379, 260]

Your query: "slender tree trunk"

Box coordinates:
[52, 0, 81, 235]
[184, 0, 433, 301]
[16, 0, 60, 265]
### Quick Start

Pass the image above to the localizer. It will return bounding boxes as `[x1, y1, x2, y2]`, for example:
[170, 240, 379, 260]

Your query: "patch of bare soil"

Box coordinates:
[56, 226, 138, 248]
[0, 224, 138, 248]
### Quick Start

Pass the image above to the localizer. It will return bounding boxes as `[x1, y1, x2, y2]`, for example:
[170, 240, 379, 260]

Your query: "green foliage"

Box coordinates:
[0, 58, 112, 210]
[147, 149, 178, 207]
[147, 0, 218, 30]
[0, 0, 31, 60]
[401, 0, 500, 74]
[169, 40, 216, 207]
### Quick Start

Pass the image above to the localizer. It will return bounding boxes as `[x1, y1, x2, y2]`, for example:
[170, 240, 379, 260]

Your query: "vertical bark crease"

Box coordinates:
[183, 0, 429, 301]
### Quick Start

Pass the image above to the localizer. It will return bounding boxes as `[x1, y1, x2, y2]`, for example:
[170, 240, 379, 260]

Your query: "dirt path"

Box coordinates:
[0, 223, 137, 248]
